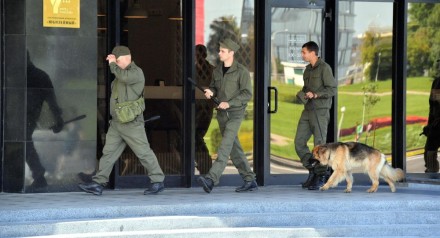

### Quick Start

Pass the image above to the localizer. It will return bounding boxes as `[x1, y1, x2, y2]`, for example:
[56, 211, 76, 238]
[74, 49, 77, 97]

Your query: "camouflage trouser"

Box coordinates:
[294, 109, 330, 175]
[424, 133, 440, 173]
[206, 109, 256, 185]
[93, 119, 165, 185]
[424, 151, 439, 173]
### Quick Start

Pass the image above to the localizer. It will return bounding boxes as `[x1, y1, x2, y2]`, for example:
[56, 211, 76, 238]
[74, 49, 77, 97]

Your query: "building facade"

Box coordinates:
[1, 0, 439, 193]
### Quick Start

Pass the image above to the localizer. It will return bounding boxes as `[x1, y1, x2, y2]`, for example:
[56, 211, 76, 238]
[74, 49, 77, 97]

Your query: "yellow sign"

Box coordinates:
[43, 0, 80, 28]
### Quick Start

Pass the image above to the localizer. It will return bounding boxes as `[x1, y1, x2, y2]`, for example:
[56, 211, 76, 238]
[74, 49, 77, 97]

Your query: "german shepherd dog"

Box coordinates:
[312, 142, 405, 193]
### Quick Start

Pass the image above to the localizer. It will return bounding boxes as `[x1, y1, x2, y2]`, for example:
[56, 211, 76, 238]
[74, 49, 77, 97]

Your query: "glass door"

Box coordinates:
[193, 0, 256, 186]
[268, 1, 324, 182]
[100, 0, 186, 188]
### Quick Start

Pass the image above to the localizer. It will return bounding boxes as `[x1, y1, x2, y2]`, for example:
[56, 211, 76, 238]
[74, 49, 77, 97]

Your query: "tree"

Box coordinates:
[206, 16, 242, 66]
[408, 3, 440, 76]
[360, 31, 392, 81]
[407, 27, 430, 76]
[360, 83, 381, 144]
[206, 16, 254, 70]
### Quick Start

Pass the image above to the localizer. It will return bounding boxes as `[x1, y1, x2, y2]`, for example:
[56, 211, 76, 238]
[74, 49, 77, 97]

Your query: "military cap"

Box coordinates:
[220, 38, 240, 51]
[112, 45, 131, 58]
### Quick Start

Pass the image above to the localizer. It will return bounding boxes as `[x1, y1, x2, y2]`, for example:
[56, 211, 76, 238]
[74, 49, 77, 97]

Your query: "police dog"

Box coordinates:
[312, 142, 405, 193]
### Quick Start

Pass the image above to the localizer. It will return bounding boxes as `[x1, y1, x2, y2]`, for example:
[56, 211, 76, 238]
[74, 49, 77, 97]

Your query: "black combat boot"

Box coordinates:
[78, 182, 104, 195]
[144, 182, 165, 195]
[425, 151, 439, 173]
[301, 168, 316, 189]
[307, 174, 327, 190]
[308, 167, 331, 190]
[301, 158, 319, 189]
[197, 176, 214, 193]
[235, 180, 258, 192]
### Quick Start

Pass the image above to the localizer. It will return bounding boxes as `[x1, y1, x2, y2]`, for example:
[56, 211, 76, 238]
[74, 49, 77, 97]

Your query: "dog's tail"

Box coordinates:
[380, 154, 405, 182]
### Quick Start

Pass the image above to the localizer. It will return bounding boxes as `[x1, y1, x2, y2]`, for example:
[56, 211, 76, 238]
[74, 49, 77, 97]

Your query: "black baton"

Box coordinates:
[50, 114, 87, 130]
[187, 77, 220, 105]
[144, 115, 160, 123]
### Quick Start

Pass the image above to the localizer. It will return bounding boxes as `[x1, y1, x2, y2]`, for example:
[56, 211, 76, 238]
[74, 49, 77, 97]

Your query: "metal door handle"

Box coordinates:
[268, 86, 278, 113]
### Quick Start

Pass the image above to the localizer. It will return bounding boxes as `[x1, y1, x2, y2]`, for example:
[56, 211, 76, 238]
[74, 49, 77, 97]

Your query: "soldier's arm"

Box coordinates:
[109, 63, 142, 84]
[316, 65, 336, 98]
[228, 69, 252, 107]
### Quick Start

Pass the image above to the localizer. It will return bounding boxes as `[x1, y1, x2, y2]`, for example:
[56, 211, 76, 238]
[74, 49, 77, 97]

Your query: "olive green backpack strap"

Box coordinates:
[112, 79, 119, 101]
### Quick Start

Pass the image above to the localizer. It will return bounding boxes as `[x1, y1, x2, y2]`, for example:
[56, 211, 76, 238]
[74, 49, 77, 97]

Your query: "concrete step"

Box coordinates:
[3, 224, 440, 237]
[2, 210, 440, 237]
[2, 197, 440, 223]
[2, 186, 440, 237]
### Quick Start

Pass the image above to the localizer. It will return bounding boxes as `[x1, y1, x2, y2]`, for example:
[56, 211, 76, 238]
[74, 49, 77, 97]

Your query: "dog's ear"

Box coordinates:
[318, 146, 328, 155]
[312, 145, 321, 155]
[313, 145, 327, 157]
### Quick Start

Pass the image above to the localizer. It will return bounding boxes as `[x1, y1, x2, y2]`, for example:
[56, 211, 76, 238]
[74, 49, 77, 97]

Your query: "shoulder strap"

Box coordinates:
[112, 79, 119, 100]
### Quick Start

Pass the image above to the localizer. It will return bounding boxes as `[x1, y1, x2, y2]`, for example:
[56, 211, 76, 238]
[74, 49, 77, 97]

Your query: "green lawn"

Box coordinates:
[203, 76, 433, 159]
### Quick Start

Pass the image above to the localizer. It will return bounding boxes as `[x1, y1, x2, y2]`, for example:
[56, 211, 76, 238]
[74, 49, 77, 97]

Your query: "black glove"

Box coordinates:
[420, 125, 430, 137]
[52, 116, 64, 133]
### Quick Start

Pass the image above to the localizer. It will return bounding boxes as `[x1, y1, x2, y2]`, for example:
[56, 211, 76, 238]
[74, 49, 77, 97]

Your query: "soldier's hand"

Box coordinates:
[420, 126, 429, 137]
[218, 102, 230, 110]
[305, 91, 317, 99]
[204, 89, 213, 99]
[106, 54, 116, 63]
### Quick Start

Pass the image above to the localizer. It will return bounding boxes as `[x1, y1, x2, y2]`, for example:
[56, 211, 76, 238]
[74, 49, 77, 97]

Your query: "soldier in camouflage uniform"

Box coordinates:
[78, 46, 165, 195]
[197, 39, 257, 193]
[294, 41, 337, 190]
[422, 60, 440, 173]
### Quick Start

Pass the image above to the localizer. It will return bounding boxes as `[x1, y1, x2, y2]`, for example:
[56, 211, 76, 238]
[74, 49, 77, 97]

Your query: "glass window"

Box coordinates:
[195, 0, 255, 175]
[17, 0, 99, 191]
[406, 2, 440, 176]
[337, 2, 393, 157]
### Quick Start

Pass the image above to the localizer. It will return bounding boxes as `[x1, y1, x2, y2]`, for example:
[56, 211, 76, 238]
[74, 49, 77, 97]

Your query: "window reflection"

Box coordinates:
[194, 45, 215, 174]
[337, 2, 393, 157]
[406, 2, 440, 176]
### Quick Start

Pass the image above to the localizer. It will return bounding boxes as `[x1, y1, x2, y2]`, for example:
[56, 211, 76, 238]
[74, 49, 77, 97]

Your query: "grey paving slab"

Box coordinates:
[0, 184, 439, 213]
[1, 184, 440, 237]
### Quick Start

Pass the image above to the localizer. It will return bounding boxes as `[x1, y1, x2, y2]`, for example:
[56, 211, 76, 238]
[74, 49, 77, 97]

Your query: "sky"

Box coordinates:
[203, 0, 243, 44]
[353, 2, 394, 35]
[201, 1, 395, 43]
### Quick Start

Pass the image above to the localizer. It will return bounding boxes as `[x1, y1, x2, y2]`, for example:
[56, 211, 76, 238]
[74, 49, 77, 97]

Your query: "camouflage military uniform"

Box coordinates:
[294, 58, 337, 175]
[92, 61, 165, 185]
[423, 74, 440, 173]
[205, 60, 256, 185]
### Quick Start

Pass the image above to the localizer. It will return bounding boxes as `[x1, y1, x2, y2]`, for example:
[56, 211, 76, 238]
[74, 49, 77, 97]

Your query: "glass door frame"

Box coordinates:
[254, 0, 338, 185]
[109, 0, 253, 189]
[108, 0, 338, 188]
[107, 0, 192, 189]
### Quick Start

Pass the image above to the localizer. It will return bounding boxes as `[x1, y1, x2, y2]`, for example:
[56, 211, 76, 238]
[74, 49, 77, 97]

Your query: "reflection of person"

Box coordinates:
[197, 38, 257, 193]
[26, 52, 64, 190]
[195, 44, 215, 174]
[355, 122, 363, 142]
[78, 46, 165, 195]
[421, 60, 440, 173]
[294, 41, 337, 190]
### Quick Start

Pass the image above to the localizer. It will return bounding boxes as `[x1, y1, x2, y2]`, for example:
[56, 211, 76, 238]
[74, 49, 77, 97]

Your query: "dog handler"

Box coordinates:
[78, 46, 165, 195]
[294, 41, 337, 190]
[197, 38, 257, 193]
